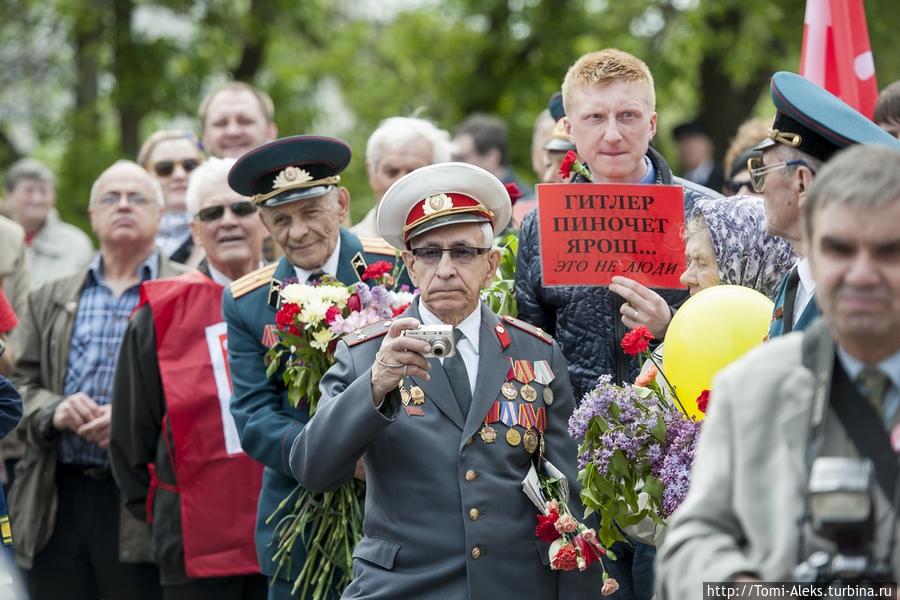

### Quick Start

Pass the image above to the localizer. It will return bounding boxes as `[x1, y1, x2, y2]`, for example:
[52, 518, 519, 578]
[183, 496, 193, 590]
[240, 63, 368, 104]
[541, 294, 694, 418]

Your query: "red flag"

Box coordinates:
[799, 0, 878, 118]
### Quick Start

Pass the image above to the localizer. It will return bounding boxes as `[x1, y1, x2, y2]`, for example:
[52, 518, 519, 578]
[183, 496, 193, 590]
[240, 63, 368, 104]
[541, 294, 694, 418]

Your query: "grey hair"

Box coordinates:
[365, 117, 452, 167]
[776, 144, 823, 175]
[480, 222, 494, 247]
[803, 144, 900, 240]
[186, 157, 237, 216]
[5, 158, 56, 192]
[89, 159, 165, 208]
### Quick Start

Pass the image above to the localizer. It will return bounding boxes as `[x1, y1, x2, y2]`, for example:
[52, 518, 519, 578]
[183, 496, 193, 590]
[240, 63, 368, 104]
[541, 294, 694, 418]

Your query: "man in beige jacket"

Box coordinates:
[11, 160, 184, 600]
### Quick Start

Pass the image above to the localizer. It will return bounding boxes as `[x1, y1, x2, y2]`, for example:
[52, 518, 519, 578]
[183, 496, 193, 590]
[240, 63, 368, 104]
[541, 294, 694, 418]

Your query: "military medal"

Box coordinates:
[523, 429, 539, 454]
[505, 428, 521, 447]
[410, 386, 425, 405]
[533, 360, 555, 385]
[480, 424, 497, 444]
[504, 357, 515, 381]
[499, 401, 517, 427]
[501, 382, 517, 400]
[512, 359, 535, 384]
[520, 384, 538, 403]
[400, 386, 411, 406]
[261, 324, 278, 348]
[543, 387, 554, 405]
[535, 407, 547, 433]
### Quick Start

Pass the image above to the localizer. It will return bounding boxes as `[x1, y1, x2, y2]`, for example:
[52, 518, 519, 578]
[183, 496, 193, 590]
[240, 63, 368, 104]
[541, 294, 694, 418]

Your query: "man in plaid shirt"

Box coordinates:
[11, 160, 185, 600]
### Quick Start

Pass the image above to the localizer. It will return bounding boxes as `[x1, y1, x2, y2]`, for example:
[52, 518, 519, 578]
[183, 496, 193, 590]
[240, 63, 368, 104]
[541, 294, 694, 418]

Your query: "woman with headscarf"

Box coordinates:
[609, 195, 796, 341]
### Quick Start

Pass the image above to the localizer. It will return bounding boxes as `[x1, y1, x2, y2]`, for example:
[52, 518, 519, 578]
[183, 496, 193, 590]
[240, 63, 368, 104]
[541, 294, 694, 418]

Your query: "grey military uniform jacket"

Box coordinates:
[290, 300, 602, 599]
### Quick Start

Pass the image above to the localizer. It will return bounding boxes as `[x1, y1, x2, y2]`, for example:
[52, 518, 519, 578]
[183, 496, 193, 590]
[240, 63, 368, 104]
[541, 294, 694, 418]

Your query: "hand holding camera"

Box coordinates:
[371, 318, 437, 404]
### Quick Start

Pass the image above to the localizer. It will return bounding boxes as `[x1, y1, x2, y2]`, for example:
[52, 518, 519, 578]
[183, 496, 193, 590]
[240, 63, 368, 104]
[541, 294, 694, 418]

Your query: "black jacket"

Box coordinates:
[514, 147, 721, 400]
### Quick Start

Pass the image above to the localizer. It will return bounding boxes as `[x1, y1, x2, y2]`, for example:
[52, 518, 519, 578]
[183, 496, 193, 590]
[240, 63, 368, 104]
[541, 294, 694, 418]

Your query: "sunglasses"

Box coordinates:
[196, 201, 258, 222]
[747, 156, 816, 193]
[410, 246, 491, 264]
[724, 179, 754, 195]
[152, 158, 201, 177]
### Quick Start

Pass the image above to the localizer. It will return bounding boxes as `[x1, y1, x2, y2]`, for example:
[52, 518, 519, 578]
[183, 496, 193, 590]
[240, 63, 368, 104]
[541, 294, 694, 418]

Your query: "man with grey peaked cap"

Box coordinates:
[289, 162, 603, 599]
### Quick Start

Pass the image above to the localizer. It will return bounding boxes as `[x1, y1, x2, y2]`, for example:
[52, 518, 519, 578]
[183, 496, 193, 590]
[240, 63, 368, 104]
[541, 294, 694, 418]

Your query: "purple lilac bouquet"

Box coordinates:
[568, 328, 701, 548]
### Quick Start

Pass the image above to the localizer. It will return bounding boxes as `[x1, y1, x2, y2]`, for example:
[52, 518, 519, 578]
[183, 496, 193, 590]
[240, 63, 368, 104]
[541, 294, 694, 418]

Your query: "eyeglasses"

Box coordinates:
[152, 158, 201, 177]
[747, 156, 816, 193]
[96, 192, 152, 208]
[196, 201, 258, 222]
[724, 179, 754, 195]
[410, 246, 491, 264]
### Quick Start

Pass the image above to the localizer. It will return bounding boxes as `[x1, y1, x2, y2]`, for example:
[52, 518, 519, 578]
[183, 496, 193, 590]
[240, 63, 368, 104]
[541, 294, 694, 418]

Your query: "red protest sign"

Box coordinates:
[536, 183, 686, 288]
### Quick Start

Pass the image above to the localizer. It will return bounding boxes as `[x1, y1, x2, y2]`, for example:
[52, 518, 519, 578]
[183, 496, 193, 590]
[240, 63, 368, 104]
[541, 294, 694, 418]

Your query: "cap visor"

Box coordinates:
[751, 137, 776, 152]
[261, 185, 335, 207]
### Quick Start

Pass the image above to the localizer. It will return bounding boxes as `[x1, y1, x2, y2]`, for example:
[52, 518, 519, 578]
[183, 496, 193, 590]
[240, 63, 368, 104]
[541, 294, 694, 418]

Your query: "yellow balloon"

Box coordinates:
[662, 285, 773, 420]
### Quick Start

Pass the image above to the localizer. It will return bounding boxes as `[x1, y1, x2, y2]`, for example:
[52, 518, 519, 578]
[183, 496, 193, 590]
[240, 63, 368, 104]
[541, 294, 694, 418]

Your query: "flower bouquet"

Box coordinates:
[265, 261, 414, 596]
[523, 460, 619, 594]
[568, 327, 703, 548]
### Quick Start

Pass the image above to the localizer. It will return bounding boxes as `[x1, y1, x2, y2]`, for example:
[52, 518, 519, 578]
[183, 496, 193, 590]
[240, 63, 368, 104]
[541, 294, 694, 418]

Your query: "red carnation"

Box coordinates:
[504, 182, 523, 205]
[551, 543, 579, 571]
[535, 510, 561, 543]
[559, 150, 579, 180]
[696, 389, 710, 414]
[621, 326, 654, 356]
[361, 261, 393, 282]
[324, 305, 341, 324]
[391, 303, 411, 317]
[347, 293, 361, 313]
[275, 303, 302, 335]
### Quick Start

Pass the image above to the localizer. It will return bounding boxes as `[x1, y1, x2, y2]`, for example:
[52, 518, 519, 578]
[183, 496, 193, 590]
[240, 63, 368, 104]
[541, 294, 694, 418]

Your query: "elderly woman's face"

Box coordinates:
[679, 229, 720, 295]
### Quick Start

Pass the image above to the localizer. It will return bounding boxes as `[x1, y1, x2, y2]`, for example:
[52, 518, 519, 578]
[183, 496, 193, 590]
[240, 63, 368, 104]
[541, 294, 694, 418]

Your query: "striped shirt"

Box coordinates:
[59, 252, 159, 466]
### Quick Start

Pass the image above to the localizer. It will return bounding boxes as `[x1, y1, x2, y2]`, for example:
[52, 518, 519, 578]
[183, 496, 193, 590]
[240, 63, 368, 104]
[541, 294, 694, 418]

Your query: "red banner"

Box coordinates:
[536, 183, 686, 288]
[143, 271, 263, 578]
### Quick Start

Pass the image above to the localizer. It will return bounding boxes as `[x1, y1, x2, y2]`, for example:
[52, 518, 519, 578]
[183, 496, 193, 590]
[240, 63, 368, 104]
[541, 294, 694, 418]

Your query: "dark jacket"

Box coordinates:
[515, 147, 721, 399]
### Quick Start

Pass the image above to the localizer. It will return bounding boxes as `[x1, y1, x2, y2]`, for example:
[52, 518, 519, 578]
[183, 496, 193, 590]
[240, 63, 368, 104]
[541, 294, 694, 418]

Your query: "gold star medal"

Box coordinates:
[520, 384, 538, 403]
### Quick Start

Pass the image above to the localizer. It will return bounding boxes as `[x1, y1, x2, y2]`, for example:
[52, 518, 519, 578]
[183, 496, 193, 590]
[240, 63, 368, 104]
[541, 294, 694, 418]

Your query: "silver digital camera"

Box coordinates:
[402, 325, 456, 358]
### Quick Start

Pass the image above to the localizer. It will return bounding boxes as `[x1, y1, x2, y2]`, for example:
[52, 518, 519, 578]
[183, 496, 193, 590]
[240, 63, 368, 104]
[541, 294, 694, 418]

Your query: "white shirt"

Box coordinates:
[207, 263, 233, 287]
[293, 236, 342, 284]
[837, 345, 900, 428]
[418, 301, 481, 395]
[792, 257, 817, 327]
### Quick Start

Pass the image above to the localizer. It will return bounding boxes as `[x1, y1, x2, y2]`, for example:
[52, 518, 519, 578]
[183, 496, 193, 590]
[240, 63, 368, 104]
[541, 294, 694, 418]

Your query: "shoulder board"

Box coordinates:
[344, 319, 393, 347]
[358, 236, 398, 257]
[500, 315, 552, 345]
[229, 263, 278, 299]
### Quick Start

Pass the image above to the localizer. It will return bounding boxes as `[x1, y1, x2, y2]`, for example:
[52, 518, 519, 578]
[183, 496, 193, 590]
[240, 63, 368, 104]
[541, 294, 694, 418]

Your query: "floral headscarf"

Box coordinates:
[689, 195, 796, 299]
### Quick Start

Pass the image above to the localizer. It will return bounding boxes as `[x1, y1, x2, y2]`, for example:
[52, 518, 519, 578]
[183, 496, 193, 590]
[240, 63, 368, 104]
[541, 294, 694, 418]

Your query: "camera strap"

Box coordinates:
[829, 358, 897, 500]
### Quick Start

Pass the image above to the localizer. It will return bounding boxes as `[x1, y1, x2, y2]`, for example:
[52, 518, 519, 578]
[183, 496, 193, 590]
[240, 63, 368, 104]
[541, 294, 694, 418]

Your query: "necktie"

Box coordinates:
[781, 266, 801, 333]
[443, 328, 472, 417]
[857, 367, 890, 425]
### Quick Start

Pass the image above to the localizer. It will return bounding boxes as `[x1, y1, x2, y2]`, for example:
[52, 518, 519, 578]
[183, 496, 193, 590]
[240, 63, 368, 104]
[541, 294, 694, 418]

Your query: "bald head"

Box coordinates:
[90, 160, 164, 208]
[88, 160, 163, 248]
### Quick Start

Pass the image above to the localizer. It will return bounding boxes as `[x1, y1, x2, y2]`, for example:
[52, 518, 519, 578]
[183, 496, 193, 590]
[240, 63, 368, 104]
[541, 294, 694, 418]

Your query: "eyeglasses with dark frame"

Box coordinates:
[196, 201, 258, 222]
[724, 178, 754, 195]
[152, 158, 202, 177]
[747, 156, 817, 193]
[409, 246, 491, 264]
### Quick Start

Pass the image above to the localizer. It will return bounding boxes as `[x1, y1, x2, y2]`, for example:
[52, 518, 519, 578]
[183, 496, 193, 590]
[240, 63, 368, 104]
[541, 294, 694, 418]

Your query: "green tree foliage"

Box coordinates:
[1, 0, 898, 232]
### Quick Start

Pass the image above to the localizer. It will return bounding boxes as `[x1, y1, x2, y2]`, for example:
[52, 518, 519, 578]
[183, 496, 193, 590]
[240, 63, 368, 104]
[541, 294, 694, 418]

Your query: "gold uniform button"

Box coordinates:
[465, 470, 477, 481]
[465, 436, 474, 446]
[471, 546, 481, 559]
[469, 508, 479, 521]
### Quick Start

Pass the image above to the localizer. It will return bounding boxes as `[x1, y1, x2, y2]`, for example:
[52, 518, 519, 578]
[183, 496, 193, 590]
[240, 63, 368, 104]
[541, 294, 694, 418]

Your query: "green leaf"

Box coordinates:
[650, 413, 667, 444]
[641, 475, 664, 504]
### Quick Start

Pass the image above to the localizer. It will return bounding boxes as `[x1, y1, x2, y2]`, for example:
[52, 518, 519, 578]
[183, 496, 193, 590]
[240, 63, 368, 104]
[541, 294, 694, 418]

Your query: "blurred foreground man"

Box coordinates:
[290, 162, 601, 599]
[657, 145, 900, 599]
[110, 157, 267, 600]
[11, 160, 184, 600]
